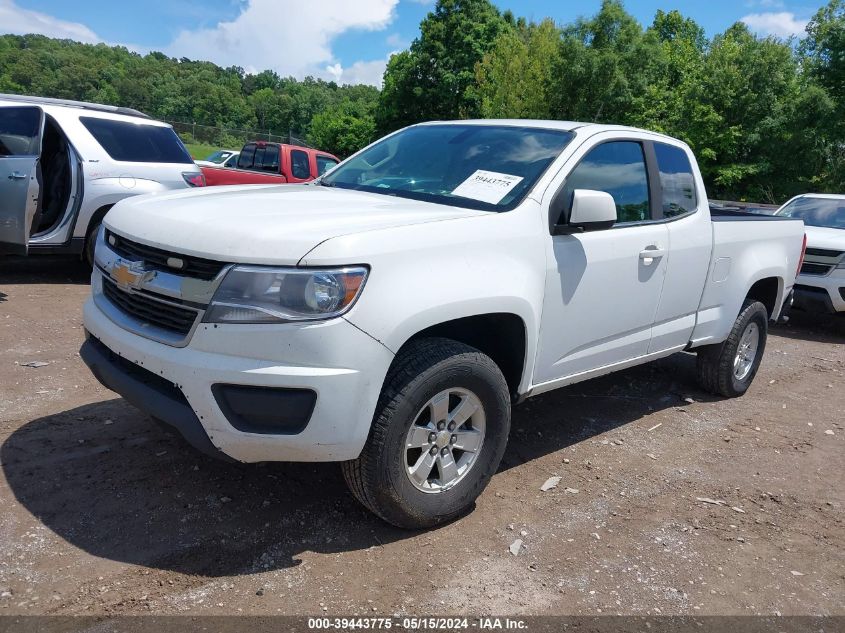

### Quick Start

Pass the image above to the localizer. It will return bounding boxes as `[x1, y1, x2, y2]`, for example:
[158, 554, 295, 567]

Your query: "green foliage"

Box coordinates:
[475, 19, 559, 119]
[469, 0, 841, 201]
[183, 141, 220, 161]
[0, 34, 378, 150]
[307, 100, 377, 158]
[801, 1, 845, 190]
[376, 0, 507, 132]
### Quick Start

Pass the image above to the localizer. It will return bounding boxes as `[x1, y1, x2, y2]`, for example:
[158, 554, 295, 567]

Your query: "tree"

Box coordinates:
[801, 0, 845, 190]
[376, 0, 507, 132]
[549, 0, 666, 124]
[475, 19, 559, 119]
[308, 100, 377, 158]
[803, 0, 845, 103]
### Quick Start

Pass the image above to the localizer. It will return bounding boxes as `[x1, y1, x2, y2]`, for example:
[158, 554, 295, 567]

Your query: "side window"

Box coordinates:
[0, 106, 41, 156]
[316, 155, 338, 176]
[654, 143, 697, 218]
[560, 141, 651, 224]
[237, 144, 256, 170]
[291, 150, 311, 179]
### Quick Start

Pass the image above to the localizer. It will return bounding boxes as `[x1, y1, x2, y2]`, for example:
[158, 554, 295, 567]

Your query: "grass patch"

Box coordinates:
[183, 142, 221, 161]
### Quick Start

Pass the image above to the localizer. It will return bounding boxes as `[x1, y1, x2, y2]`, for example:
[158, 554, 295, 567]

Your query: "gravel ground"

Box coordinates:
[0, 256, 843, 616]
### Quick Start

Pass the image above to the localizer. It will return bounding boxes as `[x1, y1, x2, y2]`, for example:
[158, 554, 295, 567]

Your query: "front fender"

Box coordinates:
[302, 207, 547, 394]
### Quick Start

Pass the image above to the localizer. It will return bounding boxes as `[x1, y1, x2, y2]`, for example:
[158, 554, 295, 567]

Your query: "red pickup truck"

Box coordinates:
[201, 142, 340, 186]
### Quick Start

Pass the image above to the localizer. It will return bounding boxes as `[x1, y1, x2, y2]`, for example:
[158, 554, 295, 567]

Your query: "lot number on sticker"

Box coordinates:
[452, 170, 524, 205]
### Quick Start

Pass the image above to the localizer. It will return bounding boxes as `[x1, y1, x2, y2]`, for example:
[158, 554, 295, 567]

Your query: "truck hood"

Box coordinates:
[104, 184, 486, 265]
[804, 225, 845, 251]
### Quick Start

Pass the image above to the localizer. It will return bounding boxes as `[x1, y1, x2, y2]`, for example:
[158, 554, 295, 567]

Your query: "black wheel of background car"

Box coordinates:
[83, 221, 100, 269]
[341, 337, 511, 529]
[697, 299, 769, 398]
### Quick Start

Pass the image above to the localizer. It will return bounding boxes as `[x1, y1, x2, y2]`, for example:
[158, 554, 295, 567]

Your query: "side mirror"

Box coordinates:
[553, 189, 617, 235]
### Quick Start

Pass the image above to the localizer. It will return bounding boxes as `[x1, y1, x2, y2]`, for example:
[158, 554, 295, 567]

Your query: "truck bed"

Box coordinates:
[690, 214, 805, 346]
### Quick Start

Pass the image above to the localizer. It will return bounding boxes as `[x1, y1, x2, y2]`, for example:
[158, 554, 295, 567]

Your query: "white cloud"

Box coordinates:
[335, 58, 390, 87]
[0, 0, 100, 43]
[165, 0, 398, 85]
[741, 11, 809, 38]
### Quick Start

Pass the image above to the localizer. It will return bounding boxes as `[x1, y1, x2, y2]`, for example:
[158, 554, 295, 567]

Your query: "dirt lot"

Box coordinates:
[1, 256, 843, 617]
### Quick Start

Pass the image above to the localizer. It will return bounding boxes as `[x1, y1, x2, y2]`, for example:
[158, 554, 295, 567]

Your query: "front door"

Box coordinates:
[533, 140, 669, 385]
[0, 105, 43, 255]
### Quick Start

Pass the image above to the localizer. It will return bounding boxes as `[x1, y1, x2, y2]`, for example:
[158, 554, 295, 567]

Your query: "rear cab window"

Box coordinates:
[236, 143, 280, 172]
[80, 116, 192, 164]
[238, 144, 256, 169]
[654, 143, 697, 218]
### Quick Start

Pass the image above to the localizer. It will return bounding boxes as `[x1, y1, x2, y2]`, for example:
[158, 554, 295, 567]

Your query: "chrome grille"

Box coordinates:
[105, 230, 225, 281]
[102, 276, 198, 336]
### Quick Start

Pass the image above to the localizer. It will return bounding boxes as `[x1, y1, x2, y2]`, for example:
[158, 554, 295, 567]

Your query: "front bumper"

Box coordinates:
[792, 269, 845, 314]
[81, 295, 394, 463]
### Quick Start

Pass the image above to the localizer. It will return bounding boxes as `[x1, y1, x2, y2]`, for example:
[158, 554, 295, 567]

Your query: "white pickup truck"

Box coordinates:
[79, 120, 806, 528]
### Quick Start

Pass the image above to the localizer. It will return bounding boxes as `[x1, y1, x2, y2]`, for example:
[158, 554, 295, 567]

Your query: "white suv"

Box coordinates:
[0, 94, 204, 264]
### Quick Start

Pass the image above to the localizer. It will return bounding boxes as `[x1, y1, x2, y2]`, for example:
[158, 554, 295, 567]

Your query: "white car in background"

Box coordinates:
[195, 150, 239, 168]
[0, 93, 204, 265]
[776, 194, 845, 314]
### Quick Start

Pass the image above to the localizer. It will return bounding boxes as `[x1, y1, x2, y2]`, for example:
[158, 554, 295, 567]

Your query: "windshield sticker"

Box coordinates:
[451, 170, 524, 205]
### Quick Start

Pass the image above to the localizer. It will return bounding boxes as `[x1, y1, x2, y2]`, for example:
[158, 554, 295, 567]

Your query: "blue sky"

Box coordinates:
[0, 0, 822, 86]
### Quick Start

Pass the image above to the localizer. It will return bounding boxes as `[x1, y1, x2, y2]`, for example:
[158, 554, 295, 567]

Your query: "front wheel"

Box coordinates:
[83, 221, 100, 268]
[342, 337, 511, 529]
[696, 299, 768, 397]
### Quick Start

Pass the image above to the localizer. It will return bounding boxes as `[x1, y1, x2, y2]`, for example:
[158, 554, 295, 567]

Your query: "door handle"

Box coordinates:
[7, 172, 27, 180]
[639, 246, 666, 265]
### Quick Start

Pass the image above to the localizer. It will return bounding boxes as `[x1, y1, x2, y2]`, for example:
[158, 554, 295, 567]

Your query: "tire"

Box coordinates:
[696, 299, 768, 398]
[342, 337, 511, 529]
[83, 221, 100, 269]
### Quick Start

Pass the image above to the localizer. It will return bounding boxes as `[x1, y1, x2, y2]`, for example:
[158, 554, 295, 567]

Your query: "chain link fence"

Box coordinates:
[167, 120, 311, 150]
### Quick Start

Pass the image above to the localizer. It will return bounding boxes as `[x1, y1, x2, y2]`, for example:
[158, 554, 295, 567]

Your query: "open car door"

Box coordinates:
[0, 105, 43, 255]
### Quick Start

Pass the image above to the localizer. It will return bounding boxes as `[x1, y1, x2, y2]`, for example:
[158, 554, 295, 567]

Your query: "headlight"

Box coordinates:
[204, 265, 368, 324]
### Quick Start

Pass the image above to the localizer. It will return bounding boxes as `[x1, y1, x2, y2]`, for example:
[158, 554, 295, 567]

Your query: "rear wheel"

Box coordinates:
[342, 337, 511, 529]
[697, 299, 768, 397]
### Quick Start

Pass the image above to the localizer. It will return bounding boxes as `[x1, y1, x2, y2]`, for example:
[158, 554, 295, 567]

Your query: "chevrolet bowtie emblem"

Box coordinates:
[110, 260, 153, 288]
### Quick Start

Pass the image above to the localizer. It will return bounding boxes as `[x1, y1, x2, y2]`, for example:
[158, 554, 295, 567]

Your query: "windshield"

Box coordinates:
[204, 150, 232, 163]
[321, 124, 575, 211]
[776, 197, 845, 229]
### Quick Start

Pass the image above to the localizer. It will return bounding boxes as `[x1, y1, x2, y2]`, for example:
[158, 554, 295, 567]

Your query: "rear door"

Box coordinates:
[647, 142, 712, 353]
[0, 105, 43, 255]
